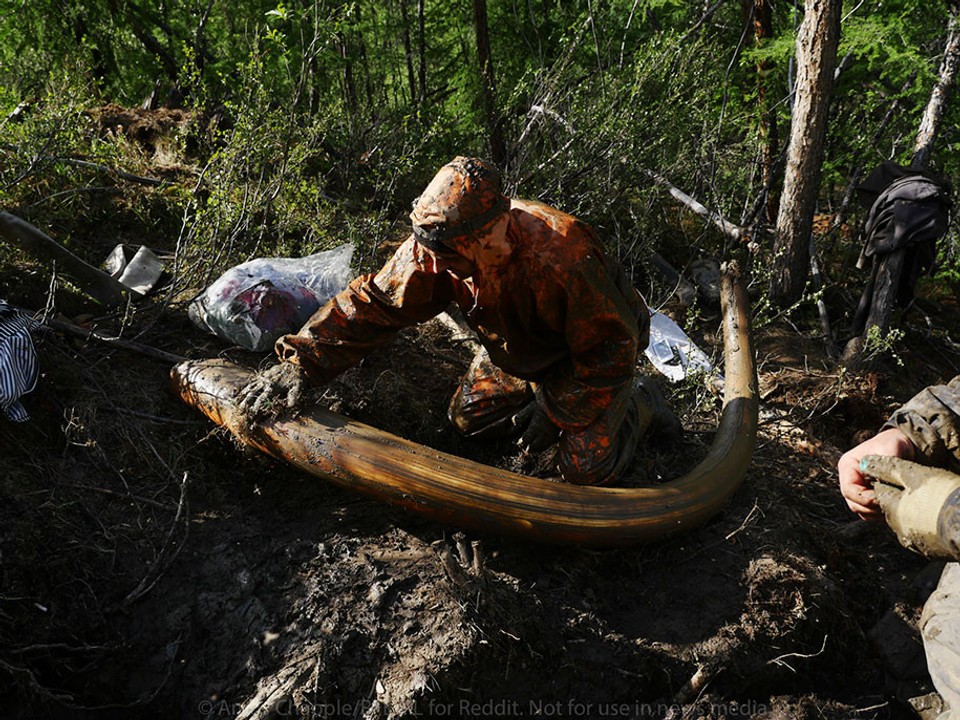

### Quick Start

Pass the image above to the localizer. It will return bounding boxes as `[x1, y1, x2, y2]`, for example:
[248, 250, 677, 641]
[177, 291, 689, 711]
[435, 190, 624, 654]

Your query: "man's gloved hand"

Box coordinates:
[511, 394, 559, 455]
[861, 454, 960, 560]
[236, 362, 310, 419]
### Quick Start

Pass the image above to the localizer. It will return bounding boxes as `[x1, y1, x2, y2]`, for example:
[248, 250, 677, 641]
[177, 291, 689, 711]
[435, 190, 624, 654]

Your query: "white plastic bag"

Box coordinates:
[189, 244, 354, 351]
[644, 310, 716, 383]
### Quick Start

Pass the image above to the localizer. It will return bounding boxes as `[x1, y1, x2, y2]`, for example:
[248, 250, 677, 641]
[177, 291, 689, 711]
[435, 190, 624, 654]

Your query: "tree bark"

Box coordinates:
[911, 10, 960, 170]
[768, 0, 842, 307]
[472, 0, 506, 166]
[863, 251, 905, 336]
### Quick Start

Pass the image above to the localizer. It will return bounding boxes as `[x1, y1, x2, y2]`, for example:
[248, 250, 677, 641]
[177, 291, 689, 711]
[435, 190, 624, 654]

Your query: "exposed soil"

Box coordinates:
[2, 106, 959, 720]
[2, 292, 954, 720]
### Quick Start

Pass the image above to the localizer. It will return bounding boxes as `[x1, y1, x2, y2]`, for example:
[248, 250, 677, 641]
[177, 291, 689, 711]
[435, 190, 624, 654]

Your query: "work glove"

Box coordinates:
[860, 454, 960, 560]
[511, 393, 559, 455]
[236, 361, 309, 419]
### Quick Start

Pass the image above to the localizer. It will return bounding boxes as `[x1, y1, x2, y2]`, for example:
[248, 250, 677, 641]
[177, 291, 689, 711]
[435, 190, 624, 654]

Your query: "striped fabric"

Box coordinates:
[0, 302, 39, 422]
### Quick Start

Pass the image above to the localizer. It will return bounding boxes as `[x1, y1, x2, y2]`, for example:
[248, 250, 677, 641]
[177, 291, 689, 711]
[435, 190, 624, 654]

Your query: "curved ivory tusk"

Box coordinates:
[172, 264, 757, 547]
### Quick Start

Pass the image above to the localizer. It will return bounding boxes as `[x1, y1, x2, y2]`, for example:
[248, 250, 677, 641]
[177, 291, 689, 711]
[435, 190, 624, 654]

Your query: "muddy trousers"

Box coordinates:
[447, 349, 652, 486]
[923, 562, 960, 718]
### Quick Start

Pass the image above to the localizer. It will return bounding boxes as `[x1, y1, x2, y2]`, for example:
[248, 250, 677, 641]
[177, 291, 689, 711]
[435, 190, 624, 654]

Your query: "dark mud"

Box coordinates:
[0, 301, 947, 720]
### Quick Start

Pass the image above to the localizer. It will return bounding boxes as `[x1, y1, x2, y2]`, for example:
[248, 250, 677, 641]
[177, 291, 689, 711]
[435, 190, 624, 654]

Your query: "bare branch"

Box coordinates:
[0, 212, 129, 306]
[642, 169, 743, 242]
[45, 316, 187, 364]
[48, 157, 166, 187]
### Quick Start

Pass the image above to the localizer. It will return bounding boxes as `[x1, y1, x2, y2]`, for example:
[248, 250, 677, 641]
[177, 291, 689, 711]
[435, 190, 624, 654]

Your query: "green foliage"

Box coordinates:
[862, 324, 906, 366]
[0, 65, 101, 220]
[1, 0, 959, 320]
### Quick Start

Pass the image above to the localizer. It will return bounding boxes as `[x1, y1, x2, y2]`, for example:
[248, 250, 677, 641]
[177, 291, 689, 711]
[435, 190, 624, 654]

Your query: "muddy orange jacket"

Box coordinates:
[277, 199, 649, 431]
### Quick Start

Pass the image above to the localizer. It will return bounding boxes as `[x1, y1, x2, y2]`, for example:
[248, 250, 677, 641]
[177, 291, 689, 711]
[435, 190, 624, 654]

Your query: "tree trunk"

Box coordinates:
[472, 0, 506, 166]
[843, 8, 960, 366]
[113, 0, 180, 83]
[911, 10, 960, 170]
[417, 0, 427, 106]
[744, 0, 779, 225]
[399, 0, 418, 107]
[768, 0, 842, 307]
[337, 31, 358, 118]
[863, 251, 905, 336]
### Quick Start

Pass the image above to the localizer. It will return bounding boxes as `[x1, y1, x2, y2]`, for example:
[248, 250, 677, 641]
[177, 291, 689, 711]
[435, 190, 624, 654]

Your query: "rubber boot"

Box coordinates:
[634, 375, 682, 444]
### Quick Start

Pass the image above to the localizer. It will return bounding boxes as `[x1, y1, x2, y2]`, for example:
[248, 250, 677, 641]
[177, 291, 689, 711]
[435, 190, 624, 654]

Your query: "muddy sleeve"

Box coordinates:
[275, 238, 453, 384]
[539, 256, 645, 430]
[885, 376, 960, 470]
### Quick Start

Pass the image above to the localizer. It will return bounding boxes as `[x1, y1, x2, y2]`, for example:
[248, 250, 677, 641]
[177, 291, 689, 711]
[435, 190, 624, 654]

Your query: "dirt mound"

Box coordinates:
[0, 298, 948, 719]
[85, 104, 194, 169]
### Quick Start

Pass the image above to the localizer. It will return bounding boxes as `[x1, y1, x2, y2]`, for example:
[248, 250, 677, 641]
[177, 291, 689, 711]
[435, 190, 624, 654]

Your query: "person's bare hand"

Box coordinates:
[236, 362, 309, 419]
[837, 428, 916, 520]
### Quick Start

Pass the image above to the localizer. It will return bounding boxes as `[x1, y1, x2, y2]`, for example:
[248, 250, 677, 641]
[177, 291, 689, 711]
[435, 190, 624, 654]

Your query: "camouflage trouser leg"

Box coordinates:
[448, 348, 653, 486]
[922, 562, 960, 718]
[448, 349, 535, 439]
[557, 376, 653, 486]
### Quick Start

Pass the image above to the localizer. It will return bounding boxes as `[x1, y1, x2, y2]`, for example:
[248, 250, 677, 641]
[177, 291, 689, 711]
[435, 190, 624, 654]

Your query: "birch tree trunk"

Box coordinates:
[768, 0, 842, 307]
[911, 10, 960, 170]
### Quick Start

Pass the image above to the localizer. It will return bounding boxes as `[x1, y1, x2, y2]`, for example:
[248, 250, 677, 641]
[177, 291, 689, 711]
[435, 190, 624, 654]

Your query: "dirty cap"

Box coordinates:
[410, 157, 509, 253]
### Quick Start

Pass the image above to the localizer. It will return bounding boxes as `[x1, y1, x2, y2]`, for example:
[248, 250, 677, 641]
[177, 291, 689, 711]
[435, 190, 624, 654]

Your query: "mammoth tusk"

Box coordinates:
[172, 264, 758, 547]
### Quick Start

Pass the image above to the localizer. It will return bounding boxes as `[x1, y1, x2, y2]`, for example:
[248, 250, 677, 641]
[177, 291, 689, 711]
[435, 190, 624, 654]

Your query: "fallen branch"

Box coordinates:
[0, 212, 129, 306]
[26, 186, 122, 208]
[48, 157, 166, 188]
[643, 169, 743, 242]
[119, 472, 190, 611]
[46, 316, 187, 364]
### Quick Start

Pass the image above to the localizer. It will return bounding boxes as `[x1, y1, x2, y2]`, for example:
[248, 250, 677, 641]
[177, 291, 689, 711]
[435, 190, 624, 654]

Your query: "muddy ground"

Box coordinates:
[3, 105, 960, 720]
[2, 270, 958, 720]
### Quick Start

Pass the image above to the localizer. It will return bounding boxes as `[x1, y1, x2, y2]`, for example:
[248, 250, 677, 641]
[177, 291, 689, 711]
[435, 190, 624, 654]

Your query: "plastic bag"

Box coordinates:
[189, 244, 354, 352]
[644, 310, 716, 384]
